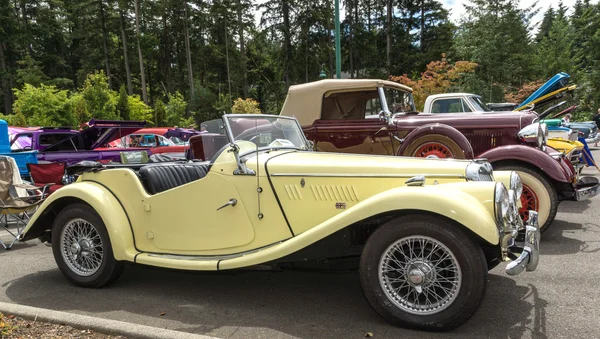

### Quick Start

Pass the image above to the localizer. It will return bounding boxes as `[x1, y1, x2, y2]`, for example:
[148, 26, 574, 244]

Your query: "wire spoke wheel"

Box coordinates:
[519, 184, 539, 222]
[378, 236, 461, 315]
[60, 218, 104, 277]
[413, 142, 454, 158]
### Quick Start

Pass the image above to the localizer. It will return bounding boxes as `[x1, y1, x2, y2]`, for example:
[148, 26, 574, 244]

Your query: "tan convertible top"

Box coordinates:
[280, 79, 413, 126]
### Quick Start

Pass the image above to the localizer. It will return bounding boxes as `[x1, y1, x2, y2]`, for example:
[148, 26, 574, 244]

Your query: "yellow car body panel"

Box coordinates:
[547, 138, 584, 155]
[21, 146, 502, 267]
[22, 182, 138, 262]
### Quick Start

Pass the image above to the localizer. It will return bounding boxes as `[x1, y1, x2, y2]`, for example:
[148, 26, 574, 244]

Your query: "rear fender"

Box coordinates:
[396, 123, 475, 158]
[19, 182, 137, 262]
[479, 145, 572, 183]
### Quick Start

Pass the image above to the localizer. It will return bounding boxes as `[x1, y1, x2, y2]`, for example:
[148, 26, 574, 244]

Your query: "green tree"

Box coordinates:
[154, 98, 166, 126]
[116, 85, 130, 120]
[12, 84, 76, 127]
[16, 54, 48, 87]
[455, 0, 538, 101]
[165, 91, 187, 127]
[128, 94, 153, 123]
[79, 71, 118, 120]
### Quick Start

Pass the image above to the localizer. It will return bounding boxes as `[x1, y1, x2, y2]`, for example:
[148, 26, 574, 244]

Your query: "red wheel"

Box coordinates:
[413, 142, 454, 158]
[519, 184, 539, 222]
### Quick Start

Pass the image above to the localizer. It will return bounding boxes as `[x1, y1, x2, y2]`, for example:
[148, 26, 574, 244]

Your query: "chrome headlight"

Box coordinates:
[540, 123, 548, 146]
[509, 171, 523, 199]
[495, 182, 509, 222]
[518, 122, 542, 148]
[466, 159, 494, 181]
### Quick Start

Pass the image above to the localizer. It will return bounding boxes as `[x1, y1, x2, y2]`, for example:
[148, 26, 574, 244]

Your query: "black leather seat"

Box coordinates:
[139, 163, 209, 195]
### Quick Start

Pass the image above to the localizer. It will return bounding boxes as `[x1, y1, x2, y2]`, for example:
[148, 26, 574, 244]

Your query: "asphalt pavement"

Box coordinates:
[2, 151, 600, 339]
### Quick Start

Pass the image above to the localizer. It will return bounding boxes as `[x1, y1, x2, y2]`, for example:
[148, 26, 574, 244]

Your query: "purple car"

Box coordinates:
[9, 119, 152, 167]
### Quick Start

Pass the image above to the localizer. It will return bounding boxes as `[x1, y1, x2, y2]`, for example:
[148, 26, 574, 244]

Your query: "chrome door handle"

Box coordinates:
[217, 198, 237, 211]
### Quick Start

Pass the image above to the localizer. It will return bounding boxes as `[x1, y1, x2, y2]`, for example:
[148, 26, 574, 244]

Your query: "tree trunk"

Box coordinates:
[282, 0, 292, 84]
[224, 17, 232, 100]
[19, 0, 33, 56]
[304, 29, 308, 82]
[183, 2, 194, 102]
[99, 0, 112, 87]
[349, 0, 354, 79]
[0, 42, 12, 114]
[119, 8, 133, 94]
[420, 0, 425, 53]
[134, 0, 148, 104]
[236, 0, 248, 97]
[386, 0, 392, 76]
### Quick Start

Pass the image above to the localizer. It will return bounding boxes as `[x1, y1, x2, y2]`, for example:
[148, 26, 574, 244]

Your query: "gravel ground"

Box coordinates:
[0, 313, 126, 339]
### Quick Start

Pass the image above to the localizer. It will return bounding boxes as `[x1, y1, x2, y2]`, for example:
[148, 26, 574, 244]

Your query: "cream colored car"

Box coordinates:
[19, 114, 539, 331]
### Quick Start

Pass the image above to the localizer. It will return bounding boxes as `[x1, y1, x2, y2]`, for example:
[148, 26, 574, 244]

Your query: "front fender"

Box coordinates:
[219, 182, 499, 270]
[478, 145, 572, 183]
[396, 123, 475, 158]
[20, 182, 137, 262]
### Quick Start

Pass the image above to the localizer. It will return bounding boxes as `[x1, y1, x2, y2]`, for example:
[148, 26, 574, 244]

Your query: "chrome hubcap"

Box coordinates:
[60, 218, 103, 277]
[378, 236, 461, 315]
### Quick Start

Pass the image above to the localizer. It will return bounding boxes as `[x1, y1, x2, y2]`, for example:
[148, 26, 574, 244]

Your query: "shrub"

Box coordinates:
[231, 98, 261, 114]
[13, 84, 76, 127]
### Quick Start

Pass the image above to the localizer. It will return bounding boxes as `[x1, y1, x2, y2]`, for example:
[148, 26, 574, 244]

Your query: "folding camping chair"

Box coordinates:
[0, 156, 49, 249]
[27, 162, 66, 197]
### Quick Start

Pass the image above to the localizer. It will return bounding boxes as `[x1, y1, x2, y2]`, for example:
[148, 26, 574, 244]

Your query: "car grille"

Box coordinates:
[570, 150, 582, 163]
[479, 173, 494, 182]
[464, 133, 504, 156]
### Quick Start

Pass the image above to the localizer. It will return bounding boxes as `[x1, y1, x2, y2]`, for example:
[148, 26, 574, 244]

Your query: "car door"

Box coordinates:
[311, 89, 397, 155]
[143, 172, 256, 252]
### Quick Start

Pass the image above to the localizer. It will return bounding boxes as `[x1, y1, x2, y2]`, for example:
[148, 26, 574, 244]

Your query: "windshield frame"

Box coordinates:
[220, 114, 311, 154]
[469, 95, 491, 112]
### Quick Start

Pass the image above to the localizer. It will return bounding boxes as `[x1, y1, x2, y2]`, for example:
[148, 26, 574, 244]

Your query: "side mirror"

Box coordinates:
[307, 140, 315, 151]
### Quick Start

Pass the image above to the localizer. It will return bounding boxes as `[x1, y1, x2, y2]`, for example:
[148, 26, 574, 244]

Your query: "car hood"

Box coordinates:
[392, 111, 536, 130]
[264, 151, 471, 178]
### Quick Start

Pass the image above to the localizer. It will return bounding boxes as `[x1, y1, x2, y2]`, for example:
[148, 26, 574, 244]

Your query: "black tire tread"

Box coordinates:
[51, 203, 124, 288]
[359, 214, 488, 331]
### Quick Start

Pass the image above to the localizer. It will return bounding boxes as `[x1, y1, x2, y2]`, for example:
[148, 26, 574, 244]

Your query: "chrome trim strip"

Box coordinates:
[146, 241, 283, 261]
[270, 173, 467, 178]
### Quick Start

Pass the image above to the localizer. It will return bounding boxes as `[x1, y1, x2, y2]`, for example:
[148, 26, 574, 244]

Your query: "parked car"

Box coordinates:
[423, 92, 587, 171]
[20, 114, 538, 331]
[103, 127, 189, 158]
[0, 121, 38, 178]
[279, 79, 600, 233]
[9, 119, 153, 166]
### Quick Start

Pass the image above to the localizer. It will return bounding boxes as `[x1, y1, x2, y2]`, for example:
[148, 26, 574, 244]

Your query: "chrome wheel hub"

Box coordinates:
[60, 218, 103, 277]
[378, 236, 462, 315]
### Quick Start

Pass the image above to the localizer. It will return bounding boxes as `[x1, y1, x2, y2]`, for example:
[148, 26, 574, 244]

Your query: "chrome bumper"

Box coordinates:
[585, 134, 599, 144]
[575, 176, 600, 201]
[505, 211, 540, 276]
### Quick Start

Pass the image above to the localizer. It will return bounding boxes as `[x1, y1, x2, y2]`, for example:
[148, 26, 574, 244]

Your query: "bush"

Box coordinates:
[231, 98, 261, 114]
[128, 95, 153, 124]
[79, 71, 118, 120]
[13, 84, 76, 127]
[154, 99, 166, 126]
[165, 91, 188, 126]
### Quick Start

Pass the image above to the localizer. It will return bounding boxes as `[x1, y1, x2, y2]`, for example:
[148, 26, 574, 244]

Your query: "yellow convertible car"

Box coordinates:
[19, 114, 539, 331]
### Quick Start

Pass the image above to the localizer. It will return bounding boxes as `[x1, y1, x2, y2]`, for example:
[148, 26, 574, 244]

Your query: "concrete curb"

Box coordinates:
[0, 301, 221, 339]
